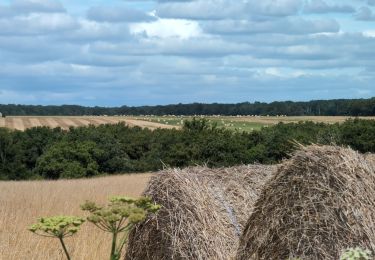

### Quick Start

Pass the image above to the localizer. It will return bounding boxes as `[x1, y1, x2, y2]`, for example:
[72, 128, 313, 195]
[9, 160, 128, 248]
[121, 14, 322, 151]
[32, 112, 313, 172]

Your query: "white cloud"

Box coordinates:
[130, 18, 203, 39]
[303, 0, 355, 13]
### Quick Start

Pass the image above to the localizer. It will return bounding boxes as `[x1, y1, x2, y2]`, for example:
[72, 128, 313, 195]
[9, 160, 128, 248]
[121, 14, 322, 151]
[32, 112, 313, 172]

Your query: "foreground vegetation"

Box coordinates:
[1, 118, 375, 180]
[0, 174, 151, 259]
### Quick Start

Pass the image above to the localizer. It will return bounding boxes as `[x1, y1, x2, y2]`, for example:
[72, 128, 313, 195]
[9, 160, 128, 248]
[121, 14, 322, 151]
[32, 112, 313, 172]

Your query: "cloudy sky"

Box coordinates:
[0, 0, 374, 106]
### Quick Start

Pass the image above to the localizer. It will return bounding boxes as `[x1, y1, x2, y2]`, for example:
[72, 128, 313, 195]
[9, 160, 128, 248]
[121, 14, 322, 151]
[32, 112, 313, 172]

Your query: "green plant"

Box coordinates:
[341, 247, 372, 260]
[28, 216, 85, 260]
[81, 196, 160, 260]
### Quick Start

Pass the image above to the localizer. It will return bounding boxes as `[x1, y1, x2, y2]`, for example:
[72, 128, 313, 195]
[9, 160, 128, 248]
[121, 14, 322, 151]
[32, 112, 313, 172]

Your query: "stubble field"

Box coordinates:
[2, 115, 374, 132]
[0, 116, 177, 131]
[0, 174, 151, 260]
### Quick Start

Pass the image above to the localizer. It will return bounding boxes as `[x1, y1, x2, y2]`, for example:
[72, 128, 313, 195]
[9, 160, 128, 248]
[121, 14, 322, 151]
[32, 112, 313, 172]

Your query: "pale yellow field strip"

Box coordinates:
[87, 117, 115, 125]
[22, 118, 33, 129]
[73, 118, 94, 127]
[28, 117, 43, 128]
[41, 117, 61, 128]
[0, 118, 5, 128]
[68, 118, 90, 127]
[11, 117, 25, 130]
[59, 118, 80, 128]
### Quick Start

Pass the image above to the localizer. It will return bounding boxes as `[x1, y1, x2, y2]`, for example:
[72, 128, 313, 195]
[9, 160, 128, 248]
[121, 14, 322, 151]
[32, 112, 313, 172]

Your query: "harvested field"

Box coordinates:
[126, 165, 277, 260]
[0, 174, 152, 260]
[135, 115, 375, 132]
[236, 145, 375, 260]
[0, 116, 178, 131]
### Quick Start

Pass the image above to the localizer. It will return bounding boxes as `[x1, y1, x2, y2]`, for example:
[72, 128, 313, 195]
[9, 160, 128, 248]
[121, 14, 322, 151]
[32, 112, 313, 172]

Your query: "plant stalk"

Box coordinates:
[110, 232, 118, 260]
[58, 237, 71, 260]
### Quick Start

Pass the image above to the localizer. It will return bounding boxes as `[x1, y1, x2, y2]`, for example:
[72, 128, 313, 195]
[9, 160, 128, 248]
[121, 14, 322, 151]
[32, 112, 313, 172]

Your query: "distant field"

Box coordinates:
[133, 115, 375, 132]
[0, 116, 178, 131]
[0, 174, 152, 260]
[1, 115, 375, 132]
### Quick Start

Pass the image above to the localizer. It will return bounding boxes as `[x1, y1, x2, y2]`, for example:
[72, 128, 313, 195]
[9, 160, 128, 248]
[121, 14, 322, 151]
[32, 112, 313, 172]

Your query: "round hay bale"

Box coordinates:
[236, 145, 375, 260]
[125, 165, 276, 260]
[365, 153, 375, 170]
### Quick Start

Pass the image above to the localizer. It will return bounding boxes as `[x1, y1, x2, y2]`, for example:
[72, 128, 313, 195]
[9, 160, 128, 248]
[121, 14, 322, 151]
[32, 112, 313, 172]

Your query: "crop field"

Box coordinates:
[0, 174, 151, 260]
[133, 115, 375, 132]
[0, 116, 177, 131]
[1, 115, 375, 132]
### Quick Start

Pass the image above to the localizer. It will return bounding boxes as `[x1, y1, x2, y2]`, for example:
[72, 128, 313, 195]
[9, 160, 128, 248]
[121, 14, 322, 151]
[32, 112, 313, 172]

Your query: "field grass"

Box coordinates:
[0, 174, 151, 260]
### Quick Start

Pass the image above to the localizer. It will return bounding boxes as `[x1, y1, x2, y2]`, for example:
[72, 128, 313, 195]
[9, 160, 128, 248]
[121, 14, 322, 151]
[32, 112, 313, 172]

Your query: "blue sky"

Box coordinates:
[0, 0, 374, 106]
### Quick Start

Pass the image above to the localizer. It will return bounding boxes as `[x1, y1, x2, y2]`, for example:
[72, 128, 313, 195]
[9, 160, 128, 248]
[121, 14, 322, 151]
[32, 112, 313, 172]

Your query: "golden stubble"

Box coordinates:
[0, 174, 152, 260]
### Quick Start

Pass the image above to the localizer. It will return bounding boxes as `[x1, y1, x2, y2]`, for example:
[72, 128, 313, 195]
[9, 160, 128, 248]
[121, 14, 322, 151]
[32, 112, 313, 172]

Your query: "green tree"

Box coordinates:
[35, 141, 102, 179]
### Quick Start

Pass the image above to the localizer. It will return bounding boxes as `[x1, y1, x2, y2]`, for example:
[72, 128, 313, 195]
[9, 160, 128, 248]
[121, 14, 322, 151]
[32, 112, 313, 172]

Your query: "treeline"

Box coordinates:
[1, 118, 375, 180]
[1, 97, 375, 116]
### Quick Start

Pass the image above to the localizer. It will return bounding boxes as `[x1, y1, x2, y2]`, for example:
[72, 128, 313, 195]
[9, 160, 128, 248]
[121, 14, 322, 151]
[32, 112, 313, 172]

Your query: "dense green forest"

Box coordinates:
[1, 97, 375, 116]
[1, 118, 374, 180]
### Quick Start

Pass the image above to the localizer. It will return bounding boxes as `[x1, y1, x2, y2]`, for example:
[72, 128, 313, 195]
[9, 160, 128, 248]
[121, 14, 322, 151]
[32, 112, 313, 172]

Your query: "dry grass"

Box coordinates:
[0, 116, 178, 131]
[126, 165, 276, 260]
[236, 145, 375, 260]
[0, 173, 151, 260]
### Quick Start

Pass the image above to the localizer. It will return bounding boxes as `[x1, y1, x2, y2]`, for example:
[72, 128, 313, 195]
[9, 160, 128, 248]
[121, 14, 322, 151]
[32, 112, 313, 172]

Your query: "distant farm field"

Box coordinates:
[1, 115, 375, 132]
[0, 174, 151, 260]
[0, 116, 178, 131]
[134, 115, 375, 131]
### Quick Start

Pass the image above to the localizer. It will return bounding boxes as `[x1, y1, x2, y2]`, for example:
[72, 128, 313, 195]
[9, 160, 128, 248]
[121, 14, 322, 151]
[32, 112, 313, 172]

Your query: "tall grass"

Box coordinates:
[0, 174, 151, 259]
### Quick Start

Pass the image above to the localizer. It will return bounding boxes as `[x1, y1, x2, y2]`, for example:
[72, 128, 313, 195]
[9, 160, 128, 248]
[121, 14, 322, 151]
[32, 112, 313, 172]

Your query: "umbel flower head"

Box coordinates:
[28, 216, 85, 238]
[81, 196, 160, 233]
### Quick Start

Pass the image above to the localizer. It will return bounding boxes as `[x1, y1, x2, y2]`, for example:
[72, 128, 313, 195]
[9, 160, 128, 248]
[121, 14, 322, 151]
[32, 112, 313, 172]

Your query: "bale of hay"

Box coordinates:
[236, 145, 375, 260]
[365, 153, 375, 170]
[125, 165, 276, 260]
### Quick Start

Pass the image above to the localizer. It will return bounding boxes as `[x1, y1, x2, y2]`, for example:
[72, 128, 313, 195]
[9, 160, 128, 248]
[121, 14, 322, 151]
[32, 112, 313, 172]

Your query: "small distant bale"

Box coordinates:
[125, 165, 276, 260]
[236, 145, 375, 260]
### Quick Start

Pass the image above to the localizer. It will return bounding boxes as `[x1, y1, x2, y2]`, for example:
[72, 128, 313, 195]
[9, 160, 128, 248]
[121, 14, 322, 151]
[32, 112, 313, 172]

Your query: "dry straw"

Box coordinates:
[236, 145, 375, 260]
[125, 165, 276, 260]
[365, 153, 375, 170]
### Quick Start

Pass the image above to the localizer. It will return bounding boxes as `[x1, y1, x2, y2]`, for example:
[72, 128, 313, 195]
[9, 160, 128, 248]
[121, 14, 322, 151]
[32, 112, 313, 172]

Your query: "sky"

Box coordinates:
[0, 0, 374, 106]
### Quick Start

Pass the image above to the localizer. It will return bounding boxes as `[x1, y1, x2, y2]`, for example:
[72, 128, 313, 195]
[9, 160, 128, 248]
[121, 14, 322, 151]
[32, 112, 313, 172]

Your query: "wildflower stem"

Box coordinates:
[110, 231, 118, 260]
[58, 237, 71, 260]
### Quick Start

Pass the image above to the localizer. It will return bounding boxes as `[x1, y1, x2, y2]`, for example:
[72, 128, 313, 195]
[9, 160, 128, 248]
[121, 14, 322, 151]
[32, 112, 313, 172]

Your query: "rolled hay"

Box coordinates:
[125, 165, 277, 260]
[365, 153, 375, 170]
[236, 145, 375, 260]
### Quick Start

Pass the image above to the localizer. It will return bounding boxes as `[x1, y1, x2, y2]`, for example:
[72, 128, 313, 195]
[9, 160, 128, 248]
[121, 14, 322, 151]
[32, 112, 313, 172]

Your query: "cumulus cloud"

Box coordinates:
[303, 0, 355, 13]
[0, 13, 77, 36]
[12, 0, 65, 14]
[355, 6, 375, 20]
[0, 0, 374, 105]
[87, 6, 156, 23]
[156, 0, 303, 20]
[202, 17, 339, 35]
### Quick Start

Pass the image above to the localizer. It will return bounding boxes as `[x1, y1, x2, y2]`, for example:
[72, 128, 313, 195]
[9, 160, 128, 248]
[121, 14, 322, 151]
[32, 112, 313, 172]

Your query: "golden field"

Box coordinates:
[0, 174, 152, 260]
[0, 116, 177, 131]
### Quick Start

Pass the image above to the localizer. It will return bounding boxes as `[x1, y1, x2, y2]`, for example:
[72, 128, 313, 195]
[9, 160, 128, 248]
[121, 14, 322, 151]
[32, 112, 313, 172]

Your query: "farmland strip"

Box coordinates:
[22, 118, 33, 129]
[10, 118, 25, 130]
[70, 118, 92, 127]
[59, 118, 79, 128]
[41, 117, 60, 129]
[0, 118, 5, 128]
[29, 118, 43, 128]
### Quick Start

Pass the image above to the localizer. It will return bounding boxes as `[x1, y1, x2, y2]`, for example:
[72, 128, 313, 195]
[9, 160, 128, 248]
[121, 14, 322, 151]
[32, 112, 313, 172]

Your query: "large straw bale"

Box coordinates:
[125, 165, 276, 260]
[365, 153, 375, 170]
[236, 145, 375, 260]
